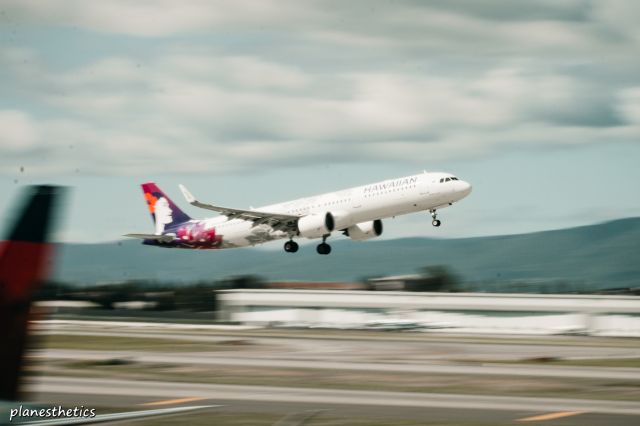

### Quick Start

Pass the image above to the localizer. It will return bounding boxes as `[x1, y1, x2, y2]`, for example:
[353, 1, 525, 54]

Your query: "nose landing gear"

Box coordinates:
[430, 210, 441, 227]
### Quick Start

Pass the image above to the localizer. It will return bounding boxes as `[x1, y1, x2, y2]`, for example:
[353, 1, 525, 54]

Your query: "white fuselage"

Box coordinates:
[191, 171, 471, 248]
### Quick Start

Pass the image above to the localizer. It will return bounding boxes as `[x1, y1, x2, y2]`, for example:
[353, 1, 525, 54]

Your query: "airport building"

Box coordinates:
[218, 289, 640, 336]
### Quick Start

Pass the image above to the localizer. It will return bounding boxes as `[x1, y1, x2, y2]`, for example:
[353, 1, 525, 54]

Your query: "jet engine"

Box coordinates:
[330, 210, 352, 231]
[297, 212, 335, 238]
[344, 219, 383, 241]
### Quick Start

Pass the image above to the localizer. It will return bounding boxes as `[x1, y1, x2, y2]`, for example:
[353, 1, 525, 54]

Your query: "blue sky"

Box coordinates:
[1, 1, 639, 244]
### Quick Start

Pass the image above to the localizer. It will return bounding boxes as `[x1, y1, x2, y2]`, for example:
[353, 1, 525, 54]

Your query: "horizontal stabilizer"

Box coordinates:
[123, 233, 175, 243]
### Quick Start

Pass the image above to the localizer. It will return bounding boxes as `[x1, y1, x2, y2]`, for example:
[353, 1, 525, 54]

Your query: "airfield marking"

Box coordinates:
[142, 396, 206, 406]
[517, 411, 585, 422]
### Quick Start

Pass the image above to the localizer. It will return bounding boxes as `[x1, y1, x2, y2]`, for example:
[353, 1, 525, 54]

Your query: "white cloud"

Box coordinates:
[0, 110, 39, 151]
[0, 1, 638, 176]
[617, 87, 640, 124]
[591, 0, 640, 44]
[3, 0, 322, 37]
[1, 47, 637, 176]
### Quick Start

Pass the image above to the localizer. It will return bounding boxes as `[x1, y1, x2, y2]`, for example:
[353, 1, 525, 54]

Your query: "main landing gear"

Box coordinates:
[284, 236, 332, 255]
[430, 210, 441, 227]
[284, 239, 299, 253]
[316, 235, 331, 255]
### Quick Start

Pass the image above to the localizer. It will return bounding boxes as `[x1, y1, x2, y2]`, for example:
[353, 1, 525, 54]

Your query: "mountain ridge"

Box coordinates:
[53, 217, 640, 290]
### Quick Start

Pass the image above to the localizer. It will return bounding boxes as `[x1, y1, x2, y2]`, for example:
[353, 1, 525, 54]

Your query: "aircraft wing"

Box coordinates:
[123, 233, 175, 243]
[178, 184, 299, 232]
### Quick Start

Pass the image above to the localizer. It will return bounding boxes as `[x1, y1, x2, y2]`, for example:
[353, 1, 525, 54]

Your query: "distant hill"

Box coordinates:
[53, 217, 640, 291]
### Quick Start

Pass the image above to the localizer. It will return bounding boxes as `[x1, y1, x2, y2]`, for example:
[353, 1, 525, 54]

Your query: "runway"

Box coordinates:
[26, 376, 640, 425]
[36, 349, 640, 380]
[26, 376, 640, 415]
[33, 320, 640, 363]
[23, 321, 640, 425]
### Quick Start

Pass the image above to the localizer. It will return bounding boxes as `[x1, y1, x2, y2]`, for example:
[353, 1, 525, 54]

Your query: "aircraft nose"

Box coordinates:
[459, 180, 472, 197]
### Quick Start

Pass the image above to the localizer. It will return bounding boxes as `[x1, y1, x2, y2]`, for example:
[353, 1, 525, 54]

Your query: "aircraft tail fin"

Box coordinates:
[0, 185, 65, 400]
[141, 182, 191, 234]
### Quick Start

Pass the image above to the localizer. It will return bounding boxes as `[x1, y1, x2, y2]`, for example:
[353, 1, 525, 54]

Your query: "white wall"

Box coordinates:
[221, 290, 640, 336]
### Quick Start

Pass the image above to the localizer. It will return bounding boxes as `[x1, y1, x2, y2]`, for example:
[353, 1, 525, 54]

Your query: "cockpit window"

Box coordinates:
[439, 178, 444, 183]
[445, 178, 451, 182]
[451, 177, 458, 181]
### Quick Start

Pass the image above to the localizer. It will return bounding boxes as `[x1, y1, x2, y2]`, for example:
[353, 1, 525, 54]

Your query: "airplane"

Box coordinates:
[0, 186, 215, 424]
[125, 171, 472, 255]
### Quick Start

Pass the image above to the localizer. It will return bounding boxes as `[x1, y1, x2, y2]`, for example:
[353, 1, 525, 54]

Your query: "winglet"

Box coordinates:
[179, 184, 197, 205]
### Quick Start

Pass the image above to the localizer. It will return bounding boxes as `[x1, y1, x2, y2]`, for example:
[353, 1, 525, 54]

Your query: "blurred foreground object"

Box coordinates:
[0, 186, 217, 424]
[0, 185, 65, 401]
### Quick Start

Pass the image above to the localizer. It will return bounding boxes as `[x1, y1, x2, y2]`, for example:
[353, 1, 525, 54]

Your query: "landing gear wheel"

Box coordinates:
[284, 240, 299, 253]
[316, 242, 331, 255]
[429, 210, 441, 227]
